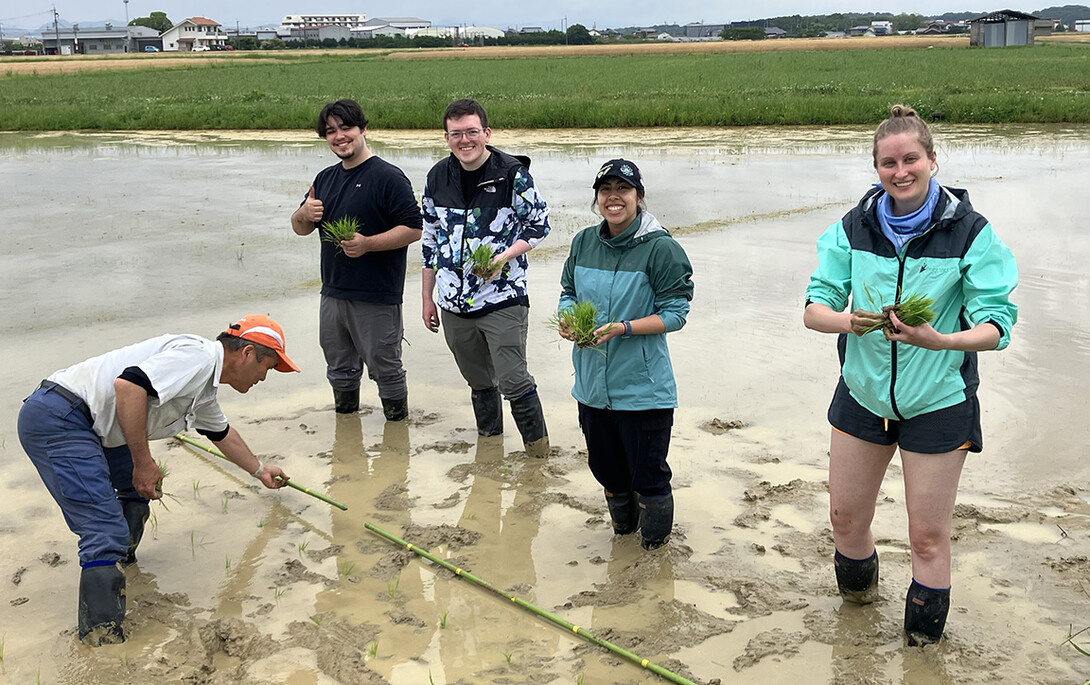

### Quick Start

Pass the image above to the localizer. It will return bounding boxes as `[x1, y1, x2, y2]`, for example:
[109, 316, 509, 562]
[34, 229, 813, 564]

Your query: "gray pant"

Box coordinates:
[320, 296, 407, 401]
[440, 305, 536, 400]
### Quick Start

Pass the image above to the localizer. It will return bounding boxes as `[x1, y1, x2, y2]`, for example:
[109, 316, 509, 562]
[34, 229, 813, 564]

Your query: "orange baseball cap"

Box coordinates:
[223, 314, 301, 373]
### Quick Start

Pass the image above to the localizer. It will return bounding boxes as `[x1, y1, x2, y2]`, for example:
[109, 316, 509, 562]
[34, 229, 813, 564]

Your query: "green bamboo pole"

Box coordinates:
[174, 433, 348, 511]
[365, 522, 699, 685]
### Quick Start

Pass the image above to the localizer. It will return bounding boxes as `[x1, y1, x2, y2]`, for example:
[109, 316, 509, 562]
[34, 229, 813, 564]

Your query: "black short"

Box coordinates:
[827, 378, 982, 454]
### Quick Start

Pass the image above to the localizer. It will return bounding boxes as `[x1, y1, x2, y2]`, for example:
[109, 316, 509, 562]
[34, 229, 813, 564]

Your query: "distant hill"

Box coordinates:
[1034, 4, 1090, 26]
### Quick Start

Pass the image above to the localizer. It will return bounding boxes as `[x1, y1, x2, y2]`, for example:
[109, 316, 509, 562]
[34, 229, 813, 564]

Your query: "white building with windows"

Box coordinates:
[280, 14, 367, 30]
[160, 17, 227, 51]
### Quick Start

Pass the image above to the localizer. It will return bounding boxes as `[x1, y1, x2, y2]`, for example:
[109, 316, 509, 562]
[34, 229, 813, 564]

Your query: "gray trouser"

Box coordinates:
[440, 305, 536, 400]
[320, 295, 407, 401]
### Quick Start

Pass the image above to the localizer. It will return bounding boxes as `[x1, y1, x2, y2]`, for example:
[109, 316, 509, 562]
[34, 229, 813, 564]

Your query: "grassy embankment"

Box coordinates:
[2, 42, 1087, 130]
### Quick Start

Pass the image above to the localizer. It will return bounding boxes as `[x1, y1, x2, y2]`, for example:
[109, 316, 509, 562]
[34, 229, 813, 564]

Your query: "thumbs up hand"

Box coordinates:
[301, 186, 324, 223]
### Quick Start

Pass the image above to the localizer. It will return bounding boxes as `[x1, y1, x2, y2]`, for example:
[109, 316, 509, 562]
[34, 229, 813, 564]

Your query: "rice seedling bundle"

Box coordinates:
[548, 300, 602, 348]
[860, 285, 935, 335]
[320, 216, 360, 248]
[467, 243, 497, 277]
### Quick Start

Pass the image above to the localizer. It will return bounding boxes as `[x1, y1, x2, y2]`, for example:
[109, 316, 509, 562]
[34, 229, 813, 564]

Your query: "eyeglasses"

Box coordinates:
[446, 128, 484, 141]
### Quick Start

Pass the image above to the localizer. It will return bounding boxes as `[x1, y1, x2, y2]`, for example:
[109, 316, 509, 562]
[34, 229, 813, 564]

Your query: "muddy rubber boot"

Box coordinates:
[333, 388, 360, 414]
[471, 387, 503, 437]
[120, 500, 150, 566]
[509, 390, 549, 457]
[834, 549, 879, 605]
[78, 563, 126, 646]
[904, 579, 950, 646]
[605, 490, 639, 535]
[381, 396, 408, 422]
[638, 493, 673, 550]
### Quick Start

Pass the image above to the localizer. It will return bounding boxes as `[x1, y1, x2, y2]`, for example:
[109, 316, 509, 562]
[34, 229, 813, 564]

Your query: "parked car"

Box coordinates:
[192, 45, 210, 52]
[144, 45, 159, 52]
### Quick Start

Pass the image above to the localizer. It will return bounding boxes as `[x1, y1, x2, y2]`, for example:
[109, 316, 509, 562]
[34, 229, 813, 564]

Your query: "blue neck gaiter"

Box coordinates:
[876, 177, 941, 253]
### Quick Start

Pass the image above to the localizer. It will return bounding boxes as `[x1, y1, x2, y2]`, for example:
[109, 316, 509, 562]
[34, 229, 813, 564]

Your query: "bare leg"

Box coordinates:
[901, 448, 967, 588]
[828, 429, 897, 559]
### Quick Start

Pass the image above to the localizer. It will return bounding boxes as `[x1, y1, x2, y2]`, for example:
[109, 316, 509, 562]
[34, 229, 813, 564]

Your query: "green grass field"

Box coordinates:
[2, 42, 1088, 130]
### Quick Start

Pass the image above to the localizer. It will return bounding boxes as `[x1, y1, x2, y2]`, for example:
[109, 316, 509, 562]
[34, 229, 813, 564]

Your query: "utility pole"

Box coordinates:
[53, 5, 60, 55]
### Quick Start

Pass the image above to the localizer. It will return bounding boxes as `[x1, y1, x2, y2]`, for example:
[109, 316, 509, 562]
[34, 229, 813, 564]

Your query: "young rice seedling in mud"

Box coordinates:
[503, 651, 513, 663]
[860, 284, 935, 334]
[225, 555, 231, 570]
[368, 639, 379, 657]
[192, 480, 202, 498]
[439, 611, 448, 629]
[320, 216, 360, 250]
[274, 586, 285, 604]
[0, 633, 5, 663]
[257, 517, 267, 528]
[221, 493, 230, 514]
[386, 575, 401, 598]
[338, 560, 355, 577]
[309, 613, 324, 626]
[298, 541, 309, 558]
[466, 243, 497, 278]
[549, 300, 607, 351]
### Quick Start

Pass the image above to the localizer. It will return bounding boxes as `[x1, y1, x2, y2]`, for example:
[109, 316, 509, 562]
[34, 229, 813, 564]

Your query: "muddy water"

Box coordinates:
[1, 126, 1088, 684]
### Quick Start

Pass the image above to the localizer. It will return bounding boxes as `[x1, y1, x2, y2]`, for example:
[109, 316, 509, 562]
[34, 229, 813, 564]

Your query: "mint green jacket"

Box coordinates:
[806, 185, 1018, 420]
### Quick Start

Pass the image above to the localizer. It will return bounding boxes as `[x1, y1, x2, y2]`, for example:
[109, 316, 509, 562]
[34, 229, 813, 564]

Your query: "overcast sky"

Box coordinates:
[8, 1, 1022, 32]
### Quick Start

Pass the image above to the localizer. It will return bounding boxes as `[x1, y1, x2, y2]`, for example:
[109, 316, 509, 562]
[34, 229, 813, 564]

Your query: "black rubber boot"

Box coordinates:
[834, 549, 880, 605]
[605, 490, 639, 535]
[333, 388, 359, 414]
[471, 387, 503, 437]
[78, 564, 126, 645]
[120, 500, 150, 566]
[638, 493, 673, 550]
[509, 390, 549, 457]
[381, 396, 408, 422]
[904, 579, 950, 646]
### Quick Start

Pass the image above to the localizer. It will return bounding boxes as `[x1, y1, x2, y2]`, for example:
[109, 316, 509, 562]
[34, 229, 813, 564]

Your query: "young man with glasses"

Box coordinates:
[420, 98, 552, 456]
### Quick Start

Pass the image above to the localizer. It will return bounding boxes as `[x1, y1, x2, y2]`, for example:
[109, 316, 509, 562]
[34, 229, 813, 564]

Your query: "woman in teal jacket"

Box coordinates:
[804, 105, 1018, 646]
[558, 159, 694, 550]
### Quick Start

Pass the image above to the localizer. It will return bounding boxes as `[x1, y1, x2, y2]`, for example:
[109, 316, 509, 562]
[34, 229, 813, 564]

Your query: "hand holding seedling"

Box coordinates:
[301, 186, 324, 223]
[849, 308, 885, 336]
[133, 459, 164, 500]
[591, 322, 624, 346]
[339, 232, 368, 258]
[883, 310, 944, 349]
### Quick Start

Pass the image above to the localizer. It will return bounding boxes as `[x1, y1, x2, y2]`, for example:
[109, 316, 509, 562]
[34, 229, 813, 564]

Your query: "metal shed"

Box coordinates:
[970, 9, 1038, 47]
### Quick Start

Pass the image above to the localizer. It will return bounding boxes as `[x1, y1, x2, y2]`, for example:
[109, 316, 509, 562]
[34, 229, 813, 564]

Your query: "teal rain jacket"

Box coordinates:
[559, 212, 694, 411]
[806, 185, 1019, 421]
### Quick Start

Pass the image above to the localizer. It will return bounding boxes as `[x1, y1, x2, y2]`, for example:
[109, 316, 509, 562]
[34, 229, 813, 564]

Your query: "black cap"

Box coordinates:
[593, 158, 644, 193]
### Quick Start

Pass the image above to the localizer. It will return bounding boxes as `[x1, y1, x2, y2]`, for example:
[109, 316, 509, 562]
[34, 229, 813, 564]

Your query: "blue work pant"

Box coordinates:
[18, 385, 145, 567]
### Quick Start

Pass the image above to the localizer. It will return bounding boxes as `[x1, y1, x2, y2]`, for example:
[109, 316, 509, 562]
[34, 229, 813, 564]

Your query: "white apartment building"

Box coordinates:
[280, 14, 367, 30]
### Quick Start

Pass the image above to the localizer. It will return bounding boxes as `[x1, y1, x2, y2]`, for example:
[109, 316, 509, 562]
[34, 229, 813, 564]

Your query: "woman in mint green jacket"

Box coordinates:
[558, 159, 694, 550]
[804, 106, 1018, 646]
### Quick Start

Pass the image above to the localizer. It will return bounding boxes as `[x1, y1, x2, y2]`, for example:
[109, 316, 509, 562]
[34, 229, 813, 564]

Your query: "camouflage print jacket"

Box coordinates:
[421, 147, 551, 316]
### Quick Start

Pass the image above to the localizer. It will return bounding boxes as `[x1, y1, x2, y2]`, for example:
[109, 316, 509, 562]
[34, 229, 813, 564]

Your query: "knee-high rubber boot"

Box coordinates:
[834, 549, 879, 605]
[509, 390, 549, 457]
[638, 493, 673, 550]
[78, 563, 126, 645]
[904, 579, 950, 646]
[605, 490, 639, 535]
[381, 396, 408, 421]
[121, 500, 150, 566]
[333, 387, 360, 414]
[471, 387, 503, 437]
